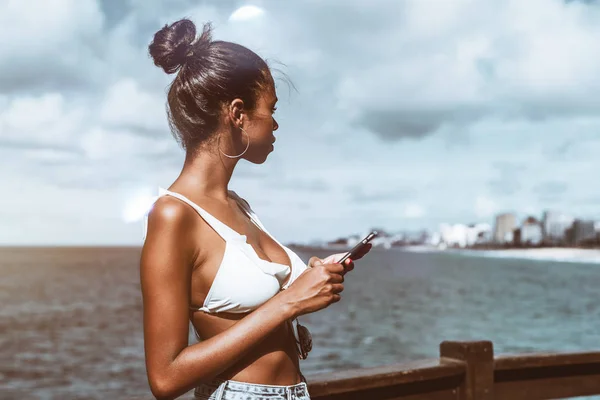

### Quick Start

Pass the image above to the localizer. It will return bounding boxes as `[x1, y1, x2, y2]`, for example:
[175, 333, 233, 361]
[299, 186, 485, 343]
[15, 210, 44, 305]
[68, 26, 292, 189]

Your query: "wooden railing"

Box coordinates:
[306, 341, 600, 400]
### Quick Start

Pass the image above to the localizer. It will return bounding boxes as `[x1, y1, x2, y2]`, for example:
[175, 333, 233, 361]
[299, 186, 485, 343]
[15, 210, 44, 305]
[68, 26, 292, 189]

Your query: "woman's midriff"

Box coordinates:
[191, 311, 303, 386]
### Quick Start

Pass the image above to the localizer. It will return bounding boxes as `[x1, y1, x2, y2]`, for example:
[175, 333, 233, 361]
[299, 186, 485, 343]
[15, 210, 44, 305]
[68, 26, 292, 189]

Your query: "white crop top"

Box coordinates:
[145, 187, 309, 314]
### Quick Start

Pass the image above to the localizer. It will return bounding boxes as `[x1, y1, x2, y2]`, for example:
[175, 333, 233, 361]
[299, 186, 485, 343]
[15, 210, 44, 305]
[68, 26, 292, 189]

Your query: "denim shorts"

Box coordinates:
[194, 378, 311, 400]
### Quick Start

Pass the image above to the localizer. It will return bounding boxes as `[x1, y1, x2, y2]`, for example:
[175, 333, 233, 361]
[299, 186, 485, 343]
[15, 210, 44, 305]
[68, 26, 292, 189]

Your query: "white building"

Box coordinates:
[468, 223, 492, 245]
[438, 223, 491, 248]
[439, 223, 468, 248]
[520, 222, 543, 245]
[493, 213, 517, 243]
[542, 211, 574, 244]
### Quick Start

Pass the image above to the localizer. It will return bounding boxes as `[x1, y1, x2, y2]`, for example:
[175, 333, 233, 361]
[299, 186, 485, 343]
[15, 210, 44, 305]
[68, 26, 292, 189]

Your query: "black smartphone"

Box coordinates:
[337, 231, 378, 265]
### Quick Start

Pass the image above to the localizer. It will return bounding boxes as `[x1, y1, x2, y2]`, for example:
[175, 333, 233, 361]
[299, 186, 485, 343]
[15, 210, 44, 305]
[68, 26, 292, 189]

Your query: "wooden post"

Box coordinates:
[440, 341, 494, 400]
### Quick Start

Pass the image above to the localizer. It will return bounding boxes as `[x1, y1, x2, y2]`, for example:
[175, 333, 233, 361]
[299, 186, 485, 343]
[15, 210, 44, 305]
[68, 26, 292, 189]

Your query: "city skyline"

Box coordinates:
[2, 0, 600, 245]
[322, 206, 599, 244]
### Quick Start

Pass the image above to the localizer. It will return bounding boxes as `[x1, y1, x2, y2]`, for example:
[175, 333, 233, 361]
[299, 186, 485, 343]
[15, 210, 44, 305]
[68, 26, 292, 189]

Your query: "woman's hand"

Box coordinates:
[281, 259, 345, 317]
[308, 242, 373, 275]
[282, 243, 374, 317]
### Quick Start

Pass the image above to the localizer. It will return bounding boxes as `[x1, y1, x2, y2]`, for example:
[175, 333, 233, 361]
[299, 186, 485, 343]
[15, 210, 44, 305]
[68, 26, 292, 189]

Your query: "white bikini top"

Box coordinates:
[144, 187, 309, 314]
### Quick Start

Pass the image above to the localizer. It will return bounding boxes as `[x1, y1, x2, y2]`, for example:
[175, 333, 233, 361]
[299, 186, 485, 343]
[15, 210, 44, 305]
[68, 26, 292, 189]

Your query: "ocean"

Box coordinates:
[1, 246, 599, 399]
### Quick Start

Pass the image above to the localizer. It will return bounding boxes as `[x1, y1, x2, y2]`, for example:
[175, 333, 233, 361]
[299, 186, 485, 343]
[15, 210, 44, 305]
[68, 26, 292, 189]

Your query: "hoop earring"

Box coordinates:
[219, 127, 250, 159]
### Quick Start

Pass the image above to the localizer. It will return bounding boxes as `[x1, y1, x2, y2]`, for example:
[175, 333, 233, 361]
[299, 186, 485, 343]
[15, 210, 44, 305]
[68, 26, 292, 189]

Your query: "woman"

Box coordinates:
[140, 19, 371, 400]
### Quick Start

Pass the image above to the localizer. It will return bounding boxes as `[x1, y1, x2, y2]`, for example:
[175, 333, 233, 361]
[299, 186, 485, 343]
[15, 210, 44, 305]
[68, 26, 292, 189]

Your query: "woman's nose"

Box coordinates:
[273, 118, 279, 131]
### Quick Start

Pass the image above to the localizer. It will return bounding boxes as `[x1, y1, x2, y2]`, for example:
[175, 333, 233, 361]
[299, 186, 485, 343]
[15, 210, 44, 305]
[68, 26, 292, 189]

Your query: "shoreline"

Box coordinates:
[400, 246, 600, 264]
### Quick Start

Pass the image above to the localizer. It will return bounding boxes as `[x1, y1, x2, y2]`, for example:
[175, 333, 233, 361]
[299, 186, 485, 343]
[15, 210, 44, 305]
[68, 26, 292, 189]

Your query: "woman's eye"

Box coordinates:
[272, 107, 277, 113]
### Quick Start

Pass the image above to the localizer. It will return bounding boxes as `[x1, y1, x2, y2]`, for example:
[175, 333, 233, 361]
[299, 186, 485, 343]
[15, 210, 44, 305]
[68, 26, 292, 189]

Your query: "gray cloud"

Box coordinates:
[358, 108, 483, 141]
[358, 110, 443, 140]
[551, 140, 576, 159]
[98, 0, 133, 29]
[328, 1, 600, 141]
[0, 64, 97, 95]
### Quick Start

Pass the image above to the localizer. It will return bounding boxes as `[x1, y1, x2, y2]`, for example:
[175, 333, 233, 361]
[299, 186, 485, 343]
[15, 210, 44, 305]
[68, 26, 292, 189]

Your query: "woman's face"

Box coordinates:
[243, 85, 279, 164]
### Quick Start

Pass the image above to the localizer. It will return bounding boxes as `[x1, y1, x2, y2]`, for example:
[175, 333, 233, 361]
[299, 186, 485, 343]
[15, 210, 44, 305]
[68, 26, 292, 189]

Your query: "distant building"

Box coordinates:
[513, 228, 522, 245]
[439, 223, 469, 248]
[404, 230, 428, 245]
[519, 216, 543, 246]
[467, 223, 492, 245]
[439, 223, 491, 248]
[493, 213, 517, 243]
[428, 231, 442, 247]
[571, 219, 596, 245]
[328, 237, 351, 247]
[388, 230, 430, 247]
[542, 211, 574, 245]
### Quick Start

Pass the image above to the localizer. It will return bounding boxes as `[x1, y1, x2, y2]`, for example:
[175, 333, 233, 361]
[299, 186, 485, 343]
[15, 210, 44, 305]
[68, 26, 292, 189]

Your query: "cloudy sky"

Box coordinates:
[1, 0, 600, 245]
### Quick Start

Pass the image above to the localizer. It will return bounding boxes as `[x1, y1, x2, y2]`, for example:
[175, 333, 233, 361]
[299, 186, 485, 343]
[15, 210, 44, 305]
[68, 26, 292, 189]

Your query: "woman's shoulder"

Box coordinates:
[149, 195, 194, 226]
[144, 195, 204, 248]
[141, 196, 200, 275]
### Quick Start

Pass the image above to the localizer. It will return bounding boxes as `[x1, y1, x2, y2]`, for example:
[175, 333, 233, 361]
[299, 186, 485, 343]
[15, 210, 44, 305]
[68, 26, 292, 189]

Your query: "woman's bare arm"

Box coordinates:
[140, 198, 296, 400]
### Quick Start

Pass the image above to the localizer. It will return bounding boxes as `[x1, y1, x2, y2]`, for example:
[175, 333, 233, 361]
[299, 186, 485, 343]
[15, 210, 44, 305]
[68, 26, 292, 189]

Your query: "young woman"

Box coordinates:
[140, 19, 371, 400]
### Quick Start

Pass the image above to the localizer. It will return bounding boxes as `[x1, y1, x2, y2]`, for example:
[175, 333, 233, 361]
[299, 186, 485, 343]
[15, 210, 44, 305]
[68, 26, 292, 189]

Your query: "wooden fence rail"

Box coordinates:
[306, 340, 600, 400]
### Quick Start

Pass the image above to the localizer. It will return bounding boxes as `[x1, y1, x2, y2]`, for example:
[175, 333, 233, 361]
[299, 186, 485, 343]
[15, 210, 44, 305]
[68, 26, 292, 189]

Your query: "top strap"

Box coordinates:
[229, 191, 281, 244]
[156, 187, 244, 242]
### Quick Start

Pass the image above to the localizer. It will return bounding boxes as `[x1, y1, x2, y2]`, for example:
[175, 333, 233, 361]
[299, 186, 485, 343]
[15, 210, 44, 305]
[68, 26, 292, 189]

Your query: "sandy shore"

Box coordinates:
[401, 246, 600, 264]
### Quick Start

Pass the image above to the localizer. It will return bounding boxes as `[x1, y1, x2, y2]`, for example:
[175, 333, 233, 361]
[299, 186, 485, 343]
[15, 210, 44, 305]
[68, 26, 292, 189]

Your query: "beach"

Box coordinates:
[401, 246, 600, 264]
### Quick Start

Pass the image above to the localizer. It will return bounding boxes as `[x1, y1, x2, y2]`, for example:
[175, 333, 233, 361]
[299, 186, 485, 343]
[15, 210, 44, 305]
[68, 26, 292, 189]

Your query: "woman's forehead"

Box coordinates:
[259, 88, 277, 104]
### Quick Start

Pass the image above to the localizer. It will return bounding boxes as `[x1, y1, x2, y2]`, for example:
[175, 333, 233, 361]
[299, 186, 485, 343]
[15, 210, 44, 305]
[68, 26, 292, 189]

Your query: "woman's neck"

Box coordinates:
[176, 146, 238, 202]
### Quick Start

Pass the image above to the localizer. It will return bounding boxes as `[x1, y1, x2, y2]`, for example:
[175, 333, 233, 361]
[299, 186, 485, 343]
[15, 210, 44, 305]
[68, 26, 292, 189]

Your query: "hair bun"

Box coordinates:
[149, 19, 212, 74]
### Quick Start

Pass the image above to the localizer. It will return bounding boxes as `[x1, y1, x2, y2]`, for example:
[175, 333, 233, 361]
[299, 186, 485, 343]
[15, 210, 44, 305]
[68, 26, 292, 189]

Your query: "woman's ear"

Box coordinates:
[228, 98, 245, 126]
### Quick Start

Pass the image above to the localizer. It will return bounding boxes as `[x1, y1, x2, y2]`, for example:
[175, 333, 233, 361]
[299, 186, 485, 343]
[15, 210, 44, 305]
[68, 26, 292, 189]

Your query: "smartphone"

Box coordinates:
[337, 231, 378, 265]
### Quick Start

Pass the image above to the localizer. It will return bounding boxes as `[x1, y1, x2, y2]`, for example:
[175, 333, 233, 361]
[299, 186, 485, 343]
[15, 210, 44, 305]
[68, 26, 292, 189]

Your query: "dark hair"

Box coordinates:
[148, 19, 273, 153]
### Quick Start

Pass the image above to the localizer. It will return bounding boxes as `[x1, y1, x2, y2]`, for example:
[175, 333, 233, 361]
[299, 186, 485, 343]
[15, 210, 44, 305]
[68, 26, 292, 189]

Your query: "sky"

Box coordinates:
[1, 0, 600, 246]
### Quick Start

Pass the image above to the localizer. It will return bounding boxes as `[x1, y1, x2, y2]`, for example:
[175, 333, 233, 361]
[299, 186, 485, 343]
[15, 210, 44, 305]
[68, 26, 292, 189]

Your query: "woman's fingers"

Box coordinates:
[317, 242, 373, 275]
[342, 258, 354, 274]
[331, 283, 344, 294]
[328, 271, 345, 283]
[308, 256, 323, 268]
